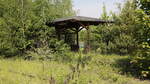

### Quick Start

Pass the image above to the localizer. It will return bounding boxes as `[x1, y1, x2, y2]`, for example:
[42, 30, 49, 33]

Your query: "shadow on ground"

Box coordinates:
[114, 57, 142, 79]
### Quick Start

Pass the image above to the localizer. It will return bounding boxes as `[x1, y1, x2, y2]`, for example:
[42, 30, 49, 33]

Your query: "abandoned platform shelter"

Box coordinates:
[46, 16, 113, 52]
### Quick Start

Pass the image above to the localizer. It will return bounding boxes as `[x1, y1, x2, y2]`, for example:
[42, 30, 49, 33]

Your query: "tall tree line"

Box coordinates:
[0, 0, 75, 57]
[91, 0, 149, 55]
[91, 0, 150, 78]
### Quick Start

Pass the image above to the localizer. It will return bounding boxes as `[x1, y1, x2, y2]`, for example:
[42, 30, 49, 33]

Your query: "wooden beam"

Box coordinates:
[70, 28, 77, 32]
[78, 27, 84, 32]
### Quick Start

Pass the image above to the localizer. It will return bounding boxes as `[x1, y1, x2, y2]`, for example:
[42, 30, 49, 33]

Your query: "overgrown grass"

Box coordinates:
[0, 54, 149, 84]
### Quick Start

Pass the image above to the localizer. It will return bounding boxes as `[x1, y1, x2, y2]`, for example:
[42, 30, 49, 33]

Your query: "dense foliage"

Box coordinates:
[137, 0, 150, 15]
[89, 0, 150, 79]
[130, 0, 150, 79]
[0, 0, 75, 57]
[92, 1, 139, 55]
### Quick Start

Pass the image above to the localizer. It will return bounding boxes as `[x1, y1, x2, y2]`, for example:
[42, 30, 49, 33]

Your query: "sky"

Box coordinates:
[73, 0, 125, 18]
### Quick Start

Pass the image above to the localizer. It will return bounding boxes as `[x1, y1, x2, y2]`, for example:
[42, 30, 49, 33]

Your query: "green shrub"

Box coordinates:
[25, 47, 53, 60]
[130, 42, 150, 79]
[25, 40, 72, 62]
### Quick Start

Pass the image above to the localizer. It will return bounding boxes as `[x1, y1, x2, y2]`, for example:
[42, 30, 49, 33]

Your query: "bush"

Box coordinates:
[25, 40, 72, 61]
[130, 42, 150, 79]
[25, 47, 53, 60]
[94, 27, 136, 55]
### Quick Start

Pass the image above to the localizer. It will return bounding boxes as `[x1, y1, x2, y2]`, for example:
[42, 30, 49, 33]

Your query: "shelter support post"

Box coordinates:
[76, 30, 79, 48]
[75, 28, 79, 51]
[55, 27, 61, 40]
[84, 26, 91, 53]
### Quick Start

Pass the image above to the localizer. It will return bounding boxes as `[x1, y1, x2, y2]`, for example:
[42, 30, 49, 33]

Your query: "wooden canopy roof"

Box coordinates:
[46, 16, 113, 28]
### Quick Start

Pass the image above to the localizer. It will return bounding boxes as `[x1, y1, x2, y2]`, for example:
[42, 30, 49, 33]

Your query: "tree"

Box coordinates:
[129, 0, 150, 79]
[0, 0, 75, 57]
[101, 3, 109, 20]
[137, 0, 150, 15]
[92, 0, 139, 55]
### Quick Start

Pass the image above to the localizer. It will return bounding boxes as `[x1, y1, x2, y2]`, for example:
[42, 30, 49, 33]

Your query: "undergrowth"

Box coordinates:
[0, 53, 150, 84]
